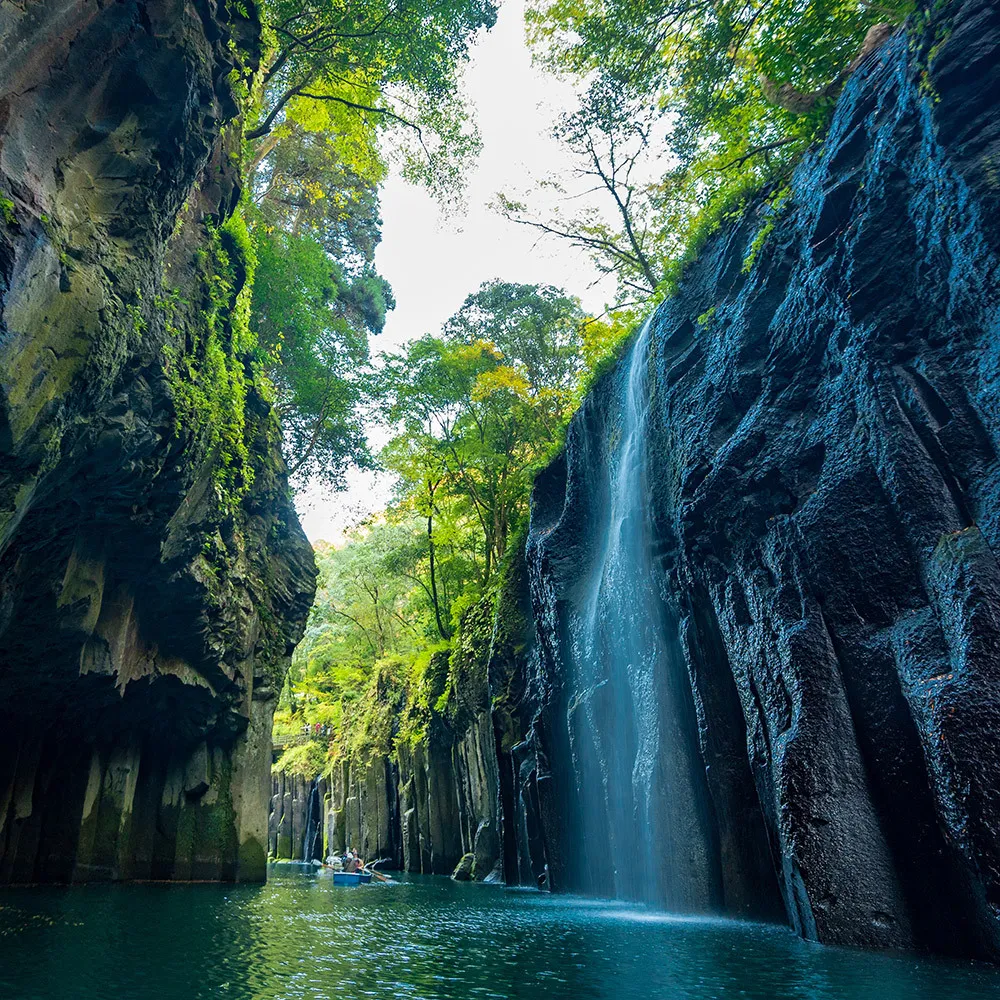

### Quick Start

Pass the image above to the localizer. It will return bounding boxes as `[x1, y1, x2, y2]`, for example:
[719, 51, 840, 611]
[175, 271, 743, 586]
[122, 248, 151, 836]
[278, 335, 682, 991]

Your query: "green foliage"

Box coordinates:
[511, 0, 916, 308]
[576, 312, 637, 397]
[742, 185, 792, 274]
[249, 215, 388, 490]
[274, 739, 329, 778]
[251, 0, 497, 202]
[0, 197, 15, 226]
[375, 281, 587, 580]
[243, 0, 499, 501]
[163, 214, 259, 510]
[279, 281, 618, 769]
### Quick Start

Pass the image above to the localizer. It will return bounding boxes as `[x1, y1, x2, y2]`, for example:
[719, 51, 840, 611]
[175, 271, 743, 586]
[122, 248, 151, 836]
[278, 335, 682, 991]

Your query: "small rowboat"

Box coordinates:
[332, 870, 373, 886]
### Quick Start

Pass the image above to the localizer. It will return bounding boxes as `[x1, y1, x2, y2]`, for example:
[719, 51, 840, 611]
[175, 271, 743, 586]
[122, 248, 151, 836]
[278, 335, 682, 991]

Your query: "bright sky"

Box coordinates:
[294, 0, 616, 543]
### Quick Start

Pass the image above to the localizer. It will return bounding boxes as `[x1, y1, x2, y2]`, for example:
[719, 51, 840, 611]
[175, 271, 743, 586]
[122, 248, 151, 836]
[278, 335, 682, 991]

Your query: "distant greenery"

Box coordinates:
[375, 281, 587, 582]
[274, 281, 625, 769]
[502, 0, 917, 308]
[274, 738, 330, 777]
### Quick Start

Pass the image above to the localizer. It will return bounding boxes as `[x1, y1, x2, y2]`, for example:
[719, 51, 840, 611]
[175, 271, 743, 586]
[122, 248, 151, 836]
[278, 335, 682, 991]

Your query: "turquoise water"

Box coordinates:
[1, 865, 999, 999]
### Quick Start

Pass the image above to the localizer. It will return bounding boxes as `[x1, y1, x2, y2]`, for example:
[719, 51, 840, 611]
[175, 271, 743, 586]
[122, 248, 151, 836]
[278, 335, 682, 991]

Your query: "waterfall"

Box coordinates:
[569, 317, 717, 909]
[303, 778, 321, 863]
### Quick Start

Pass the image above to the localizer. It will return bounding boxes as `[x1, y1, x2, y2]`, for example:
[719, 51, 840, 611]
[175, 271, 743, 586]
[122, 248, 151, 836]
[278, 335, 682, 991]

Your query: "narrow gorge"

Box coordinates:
[270, 0, 1000, 963]
[3, 0, 1000, 989]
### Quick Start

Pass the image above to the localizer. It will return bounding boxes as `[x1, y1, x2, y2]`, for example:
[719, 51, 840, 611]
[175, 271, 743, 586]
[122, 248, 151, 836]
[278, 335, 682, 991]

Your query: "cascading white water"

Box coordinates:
[569, 318, 716, 907]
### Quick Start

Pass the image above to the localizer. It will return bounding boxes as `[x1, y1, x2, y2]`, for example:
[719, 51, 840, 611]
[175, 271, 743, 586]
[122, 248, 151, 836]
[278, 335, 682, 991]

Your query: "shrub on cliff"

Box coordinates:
[275, 739, 330, 778]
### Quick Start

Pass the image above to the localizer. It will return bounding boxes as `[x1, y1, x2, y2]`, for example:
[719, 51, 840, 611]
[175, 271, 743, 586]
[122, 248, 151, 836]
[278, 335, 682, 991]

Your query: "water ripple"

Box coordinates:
[0, 867, 997, 1000]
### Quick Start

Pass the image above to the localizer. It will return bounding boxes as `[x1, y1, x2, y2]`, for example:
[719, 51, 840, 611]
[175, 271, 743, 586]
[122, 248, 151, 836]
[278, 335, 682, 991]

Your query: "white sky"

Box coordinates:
[295, 0, 616, 543]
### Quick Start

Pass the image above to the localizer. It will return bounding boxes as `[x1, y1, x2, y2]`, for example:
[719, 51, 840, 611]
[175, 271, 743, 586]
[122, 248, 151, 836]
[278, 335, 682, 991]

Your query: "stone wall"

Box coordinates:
[524, 0, 1000, 961]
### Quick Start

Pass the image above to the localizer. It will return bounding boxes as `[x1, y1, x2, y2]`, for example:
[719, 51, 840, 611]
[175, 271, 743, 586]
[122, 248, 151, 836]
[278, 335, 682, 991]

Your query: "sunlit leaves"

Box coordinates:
[374, 281, 587, 580]
[252, 0, 498, 202]
[517, 0, 915, 308]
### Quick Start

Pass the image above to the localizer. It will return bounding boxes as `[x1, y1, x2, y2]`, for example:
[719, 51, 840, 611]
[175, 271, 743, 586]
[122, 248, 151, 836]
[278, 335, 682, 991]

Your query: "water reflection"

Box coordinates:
[0, 866, 997, 999]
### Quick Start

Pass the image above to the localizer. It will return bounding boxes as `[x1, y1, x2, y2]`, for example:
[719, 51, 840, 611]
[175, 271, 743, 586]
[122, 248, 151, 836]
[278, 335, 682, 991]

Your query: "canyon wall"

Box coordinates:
[253, 0, 1000, 963]
[269, 596, 508, 879]
[0, 0, 316, 882]
[524, 0, 1000, 961]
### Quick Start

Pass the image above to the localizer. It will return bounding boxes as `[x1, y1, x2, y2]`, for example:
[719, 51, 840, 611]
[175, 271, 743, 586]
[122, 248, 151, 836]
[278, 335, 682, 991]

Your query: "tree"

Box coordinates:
[249, 0, 498, 196]
[241, 0, 501, 495]
[250, 222, 393, 489]
[376, 281, 586, 581]
[499, 92, 673, 301]
[512, 0, 916, 307]
[275, 280, 611, 767]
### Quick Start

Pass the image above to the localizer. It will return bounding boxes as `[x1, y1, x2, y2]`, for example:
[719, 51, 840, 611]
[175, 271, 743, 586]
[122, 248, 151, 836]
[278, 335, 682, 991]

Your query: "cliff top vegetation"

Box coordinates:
[254, 0, 934, 775]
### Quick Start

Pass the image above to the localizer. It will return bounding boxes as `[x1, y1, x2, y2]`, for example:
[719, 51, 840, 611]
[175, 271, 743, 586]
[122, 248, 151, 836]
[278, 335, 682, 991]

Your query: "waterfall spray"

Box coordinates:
[570, 317, 717, 909]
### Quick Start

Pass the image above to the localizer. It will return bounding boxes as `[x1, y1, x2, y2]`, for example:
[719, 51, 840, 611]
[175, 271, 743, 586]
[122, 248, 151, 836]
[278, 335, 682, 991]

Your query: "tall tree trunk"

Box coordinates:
[427, 511, 450, 640]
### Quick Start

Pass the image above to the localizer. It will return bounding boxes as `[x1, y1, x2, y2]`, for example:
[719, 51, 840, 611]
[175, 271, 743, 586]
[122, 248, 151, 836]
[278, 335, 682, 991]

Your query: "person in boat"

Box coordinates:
[343, 849, 357, 873]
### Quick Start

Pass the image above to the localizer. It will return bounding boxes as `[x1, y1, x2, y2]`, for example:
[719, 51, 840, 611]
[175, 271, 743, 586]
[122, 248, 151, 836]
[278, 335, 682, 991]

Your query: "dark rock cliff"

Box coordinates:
[524, 0, 1000, 960]
[268, 596, 507, 879]
[0, 1, 316, 882]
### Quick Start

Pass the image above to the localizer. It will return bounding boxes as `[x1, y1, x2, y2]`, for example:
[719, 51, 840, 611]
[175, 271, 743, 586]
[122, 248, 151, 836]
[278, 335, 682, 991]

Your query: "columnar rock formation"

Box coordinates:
[269, 682, 501, 878]
[523, 0, 1000, 961]
[0, 1, 315, 882]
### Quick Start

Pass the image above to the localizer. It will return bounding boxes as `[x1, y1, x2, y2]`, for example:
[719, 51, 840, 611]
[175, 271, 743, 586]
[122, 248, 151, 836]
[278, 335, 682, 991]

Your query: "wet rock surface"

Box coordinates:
[525, 0, 1000, 960]
[0, 1, 316, 883]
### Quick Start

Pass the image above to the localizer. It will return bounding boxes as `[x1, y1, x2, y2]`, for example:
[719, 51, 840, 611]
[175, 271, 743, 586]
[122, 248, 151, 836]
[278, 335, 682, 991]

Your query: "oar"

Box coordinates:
[362, 861, 392, 882]
[362, 864, 391, 882]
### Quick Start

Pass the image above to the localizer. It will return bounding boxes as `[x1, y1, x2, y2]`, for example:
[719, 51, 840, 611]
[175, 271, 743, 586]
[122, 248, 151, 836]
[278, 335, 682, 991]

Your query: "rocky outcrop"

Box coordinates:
[268, 770, 316, 861]
[269, 735, 491, 872]
[396, 711, 500, 877]
[524, 0, 1000, 961]
[269, 596, 509, 877]
[395, 597, 503, 878]
[0, 1, 316, 882]
[325, 757, 401, 865]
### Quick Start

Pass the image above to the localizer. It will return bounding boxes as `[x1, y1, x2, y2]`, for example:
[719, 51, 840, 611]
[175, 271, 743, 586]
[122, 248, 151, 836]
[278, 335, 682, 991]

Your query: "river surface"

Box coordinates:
[1, 865, 999, 999]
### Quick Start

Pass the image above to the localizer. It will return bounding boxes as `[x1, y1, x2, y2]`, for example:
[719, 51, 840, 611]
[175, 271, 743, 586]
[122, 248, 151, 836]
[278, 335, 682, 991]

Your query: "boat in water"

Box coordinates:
[332, 871, 373, 886]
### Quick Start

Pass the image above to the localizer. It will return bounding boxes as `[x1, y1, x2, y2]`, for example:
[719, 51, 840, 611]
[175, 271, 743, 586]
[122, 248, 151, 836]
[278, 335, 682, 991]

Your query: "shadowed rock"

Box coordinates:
[0, 0, 316, 883]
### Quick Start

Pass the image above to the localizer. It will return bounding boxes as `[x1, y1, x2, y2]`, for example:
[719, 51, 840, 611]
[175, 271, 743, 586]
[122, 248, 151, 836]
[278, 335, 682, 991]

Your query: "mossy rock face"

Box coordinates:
[0, 0, 315, 884]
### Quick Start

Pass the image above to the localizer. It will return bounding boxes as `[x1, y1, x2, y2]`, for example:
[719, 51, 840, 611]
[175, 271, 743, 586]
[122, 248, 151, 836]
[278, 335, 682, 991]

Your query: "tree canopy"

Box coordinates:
[235, 0, 499, 490]
[503, 0, 916, 307]
[275, 281, 605, 764]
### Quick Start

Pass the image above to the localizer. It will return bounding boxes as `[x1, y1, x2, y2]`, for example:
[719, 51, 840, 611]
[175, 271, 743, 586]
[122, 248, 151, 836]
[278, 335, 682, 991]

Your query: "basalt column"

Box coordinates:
[526, 0, 1000, 961]
[0, 0, 316, 882]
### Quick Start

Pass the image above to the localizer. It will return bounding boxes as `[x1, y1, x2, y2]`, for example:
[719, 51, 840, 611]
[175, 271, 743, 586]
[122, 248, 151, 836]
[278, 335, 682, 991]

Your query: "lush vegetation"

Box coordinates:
[274, 281, 622, 771]
[241, 0, 499, 491]
[501, 0, 918, 311]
